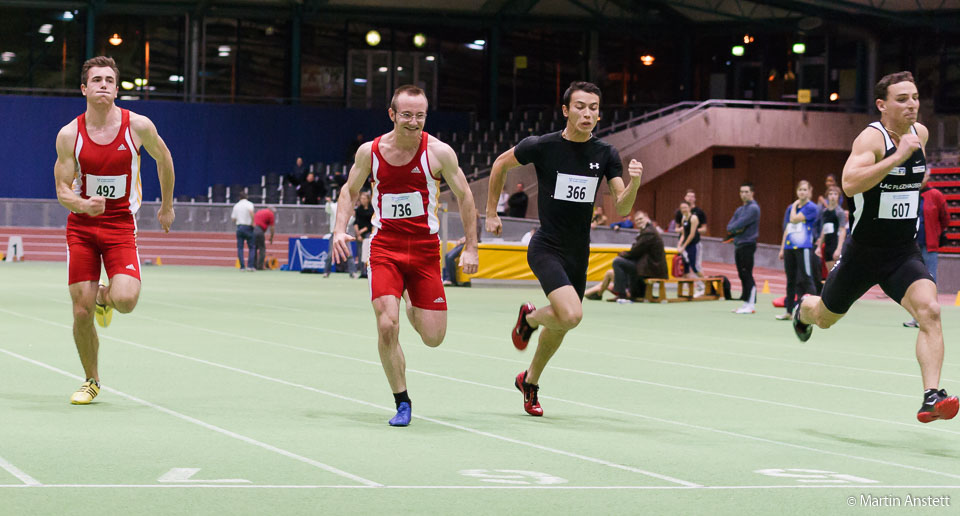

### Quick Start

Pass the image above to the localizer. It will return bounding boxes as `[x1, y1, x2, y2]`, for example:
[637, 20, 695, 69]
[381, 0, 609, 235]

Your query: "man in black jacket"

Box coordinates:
[584, 211, 667, 300]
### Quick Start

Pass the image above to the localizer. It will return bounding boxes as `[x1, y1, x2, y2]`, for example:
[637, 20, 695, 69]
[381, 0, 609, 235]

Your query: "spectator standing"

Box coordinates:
[287, 156, 307, 186]
[298, 171, 324, 205]
[231, 192, 255, 271]
[252, 206, 276, 270]
[777, 180, 819, 320]
[507, 182, 529, 218]
[815, 185, 847, 272]
[674, 189, 707, 273]
[496, 191, 510, 216]
[676, 200, 705, 296]
[726, 182, 761, 314]
[353, 191, 375, 277]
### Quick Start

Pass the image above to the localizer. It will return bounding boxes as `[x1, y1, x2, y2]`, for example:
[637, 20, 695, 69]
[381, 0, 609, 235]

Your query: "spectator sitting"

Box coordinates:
[610, 215, 634, 231]
[520, 226, 537, 245]
[584, 211, 667, 301]
[442, 217, 482, 286]
[507, 182, 528, 218]
[591, 206, 608, 229]
[298, 172, 325, 205]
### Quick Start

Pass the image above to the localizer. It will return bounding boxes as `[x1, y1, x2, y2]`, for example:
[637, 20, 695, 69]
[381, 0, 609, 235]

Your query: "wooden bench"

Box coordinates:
[643, 277, 724, 303]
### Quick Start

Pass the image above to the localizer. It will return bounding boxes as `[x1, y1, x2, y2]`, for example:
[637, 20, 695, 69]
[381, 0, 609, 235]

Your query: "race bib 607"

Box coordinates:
[878, 191, 918, 220]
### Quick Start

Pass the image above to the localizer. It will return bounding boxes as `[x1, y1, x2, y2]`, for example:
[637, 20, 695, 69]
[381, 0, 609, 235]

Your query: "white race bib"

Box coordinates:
[822, 222, 835, 235]
[878, 191, 918, 220]
[553, 173, 599, 203]
[85, 174, 126, 199]
[381, 192, 425, 219]
[786, 222, 805, 236]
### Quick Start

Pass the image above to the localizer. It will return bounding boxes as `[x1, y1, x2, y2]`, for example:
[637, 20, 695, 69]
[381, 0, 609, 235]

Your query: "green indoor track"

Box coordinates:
[1, 262, 958, 515]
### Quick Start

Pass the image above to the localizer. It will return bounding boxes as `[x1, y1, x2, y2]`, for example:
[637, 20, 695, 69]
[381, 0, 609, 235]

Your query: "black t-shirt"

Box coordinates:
[513, 132, 622, 246]
[674, 207, 706, 229]
[848, 122, 926, 247]
[681, 215, 701, 246]
[354, 204, 374, 237]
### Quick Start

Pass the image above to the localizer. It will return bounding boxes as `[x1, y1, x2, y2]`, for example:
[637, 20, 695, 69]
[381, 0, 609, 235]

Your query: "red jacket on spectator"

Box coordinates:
[921, 186, 948, 252]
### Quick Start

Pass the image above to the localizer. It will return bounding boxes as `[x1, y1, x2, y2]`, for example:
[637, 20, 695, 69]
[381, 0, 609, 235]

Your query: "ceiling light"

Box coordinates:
[39, 24, 53, 35]
[366, 30, 381, 47]
[353, 78, 368, 84]
[829, 92, 839, 101]
[45, 35, 54, 43]
[168, 74, 184, 83]
[640, 54, 654, 66]
[1, 52, 14, 62]
[396, 66, 403, 72]
[473, 39, 485, 46]
[378, 66, 388, 73]
[109, 33, 122, 46]
[792, 42, 806, 54]
[466, 43, 484, 51]
[218, 45, 231, 53]
[413, 33, 426, 48]
[425, 55, 435, 62]
[731, 45, 745, 57]
[121, 81, 134, 90]
[743, 34, 754, 44]
[61, 11, 74, 21]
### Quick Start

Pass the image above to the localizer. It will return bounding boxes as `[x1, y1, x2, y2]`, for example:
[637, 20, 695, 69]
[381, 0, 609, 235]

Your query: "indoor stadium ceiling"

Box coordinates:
[4, 0, 960, 28]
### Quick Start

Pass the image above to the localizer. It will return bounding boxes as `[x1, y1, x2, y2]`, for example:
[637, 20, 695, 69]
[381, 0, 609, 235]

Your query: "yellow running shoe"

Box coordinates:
[70, 379, 100, 405]
[95, 281, 112, 328]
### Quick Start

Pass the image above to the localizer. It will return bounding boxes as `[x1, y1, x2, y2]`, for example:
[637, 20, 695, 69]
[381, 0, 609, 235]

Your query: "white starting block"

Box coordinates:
[4, 236, 24, 262]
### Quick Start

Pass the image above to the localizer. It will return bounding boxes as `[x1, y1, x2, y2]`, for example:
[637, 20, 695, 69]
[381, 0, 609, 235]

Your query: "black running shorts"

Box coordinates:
[820, 238, 933, 314]
[526, 233, 590, 300]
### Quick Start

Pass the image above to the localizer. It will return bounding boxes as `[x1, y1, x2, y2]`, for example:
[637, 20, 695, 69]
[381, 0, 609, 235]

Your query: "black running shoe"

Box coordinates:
[917, 389, 959, 423]
[792, 295, 812, 342]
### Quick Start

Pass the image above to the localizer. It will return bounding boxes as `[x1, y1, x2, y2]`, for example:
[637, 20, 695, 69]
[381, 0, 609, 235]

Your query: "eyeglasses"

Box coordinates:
[397, 112, 426, 122]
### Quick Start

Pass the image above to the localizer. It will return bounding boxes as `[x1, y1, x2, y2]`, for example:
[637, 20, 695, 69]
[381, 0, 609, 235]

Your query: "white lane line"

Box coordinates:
[0, 346, 381, 488]
[103, 314, 960, 481]
[0, 309, 698, 488]
[0, 456, 41, 486]
[1, 484, 960, 490]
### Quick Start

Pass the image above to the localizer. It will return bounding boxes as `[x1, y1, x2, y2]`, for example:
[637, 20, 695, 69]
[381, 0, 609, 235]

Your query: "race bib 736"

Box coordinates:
[381, 192, 425, 219]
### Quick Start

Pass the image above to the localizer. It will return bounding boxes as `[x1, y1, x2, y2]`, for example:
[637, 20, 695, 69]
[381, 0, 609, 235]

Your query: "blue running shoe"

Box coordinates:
[389, 402, 411, 427]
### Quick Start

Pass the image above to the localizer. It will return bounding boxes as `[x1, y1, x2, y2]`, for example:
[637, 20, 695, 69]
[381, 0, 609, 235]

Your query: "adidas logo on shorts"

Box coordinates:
[126, 264, 137, 271]
[117, 143, 127, 151]
[433, 297, 445, 303]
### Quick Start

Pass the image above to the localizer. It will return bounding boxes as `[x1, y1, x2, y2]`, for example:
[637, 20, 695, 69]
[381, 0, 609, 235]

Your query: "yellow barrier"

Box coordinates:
[447, 242, 678, 284]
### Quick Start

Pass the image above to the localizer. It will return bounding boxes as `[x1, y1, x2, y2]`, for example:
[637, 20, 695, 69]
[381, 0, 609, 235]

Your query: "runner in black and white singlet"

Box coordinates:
[485, 81, 643, 417]
[792, 72, 958, 423]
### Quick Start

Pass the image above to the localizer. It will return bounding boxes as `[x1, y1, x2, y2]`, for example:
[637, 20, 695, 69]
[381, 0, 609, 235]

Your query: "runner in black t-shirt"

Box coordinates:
[485, 81, 643, 417]
[792, 71, 957, 423]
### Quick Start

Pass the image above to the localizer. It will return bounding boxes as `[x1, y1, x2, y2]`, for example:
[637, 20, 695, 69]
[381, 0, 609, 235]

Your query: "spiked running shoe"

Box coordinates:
[512, 303, 537, 351]
[917, 389, 959, 423]
[389, 402, 411, 427]
[95, 281, 113, 328]
[514, 371, 543, 416]
[70, 379, 100, 405]
[792, 296, 812, 342]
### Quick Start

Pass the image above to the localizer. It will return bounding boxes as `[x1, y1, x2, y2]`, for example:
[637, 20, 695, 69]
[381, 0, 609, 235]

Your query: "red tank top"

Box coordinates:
[71, 108, 141, 223]
[370, 132, 440, 236]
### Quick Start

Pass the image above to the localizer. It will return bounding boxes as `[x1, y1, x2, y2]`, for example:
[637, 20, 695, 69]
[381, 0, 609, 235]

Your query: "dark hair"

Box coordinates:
[740, 182, 754, 191]
[796, 179, 811, 190]
[81, 56, 119, 86]
[685, 189, 696, 195]
[562, 81, 602, 107]
[680, 200, 690, 207]
[390, 84, 427, 111]
[874, 71, 915, 101]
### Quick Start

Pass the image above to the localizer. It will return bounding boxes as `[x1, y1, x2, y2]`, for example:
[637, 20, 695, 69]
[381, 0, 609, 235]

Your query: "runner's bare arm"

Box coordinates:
[436, 142, 478, 274]
[331, 143, 372, 263]
[54, 122, 104, 216]
[485, 148, 521, 235]
[132, 114, 175, 231]
[842, 128, 918, 196]
[607, 159, 643, 216]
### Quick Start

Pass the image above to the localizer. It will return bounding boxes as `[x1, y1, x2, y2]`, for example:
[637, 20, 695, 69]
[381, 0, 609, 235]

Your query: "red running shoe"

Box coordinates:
[917, 389, 959, 423]
[515, 371, 543, 416]
[512, 303, 537, 351]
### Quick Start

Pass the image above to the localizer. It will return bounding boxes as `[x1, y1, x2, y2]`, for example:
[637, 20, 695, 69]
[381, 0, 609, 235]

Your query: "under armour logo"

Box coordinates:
[117, 144, 127, 151]
[589, 163, 599, 170]
[411, 166, 421, 174]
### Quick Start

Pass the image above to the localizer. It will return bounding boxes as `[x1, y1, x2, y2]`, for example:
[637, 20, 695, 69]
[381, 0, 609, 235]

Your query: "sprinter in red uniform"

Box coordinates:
[53, 56, 176, 405]
[330, 85, 479, 426]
